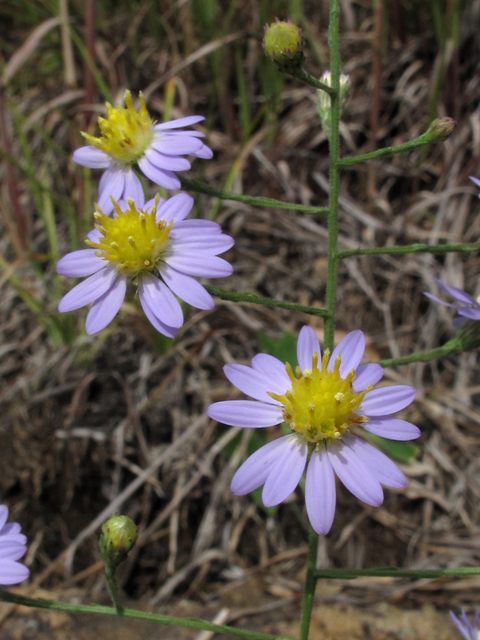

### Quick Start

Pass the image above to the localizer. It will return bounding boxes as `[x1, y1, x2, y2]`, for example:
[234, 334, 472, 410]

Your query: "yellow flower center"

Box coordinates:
[86, 197, 172, 276]
[269, 351, 370, 445]
[82, 90, 154, 164]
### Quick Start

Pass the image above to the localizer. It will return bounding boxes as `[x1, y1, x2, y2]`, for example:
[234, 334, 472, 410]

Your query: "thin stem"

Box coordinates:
[204, 286, 331, 318]
[287, 68, 336, 94]
[337, 242, 480, 259]
[298, 3, 341, 640]
[298, 529, 319, 640]
[337, 132, 433, 167]
[0, 589, 294, 640]
[180, 178, 328, 215]
[105, 564, 123, 614]
[379, 342, 460, 367]
[314, 566, 480, 579]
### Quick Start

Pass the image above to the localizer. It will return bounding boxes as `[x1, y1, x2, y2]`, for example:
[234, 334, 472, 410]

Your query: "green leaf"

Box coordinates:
[257, 330, 298, 367]
[362, 432, 419, 464]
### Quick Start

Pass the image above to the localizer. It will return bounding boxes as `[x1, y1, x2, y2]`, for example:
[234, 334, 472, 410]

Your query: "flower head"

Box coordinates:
[207, 327, 419, 535]
[0, 505, 30, 585]
[317, 71, 351, 140]
[450, 610, 480, 640]
[263, 18, 304, 73]
[73, 90, 213, 214]
[100, 515, 138, 568]
[57, 192, 234, 336]
[424, 278, 480, 328]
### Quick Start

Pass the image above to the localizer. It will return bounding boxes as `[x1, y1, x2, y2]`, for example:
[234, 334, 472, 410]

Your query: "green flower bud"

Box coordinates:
[425, 117, 456, 143]
[99, 515, 138, 569]
[453, 320, 480, 352]
[263, 18, 304, 73]
[316, 71, 351, 140]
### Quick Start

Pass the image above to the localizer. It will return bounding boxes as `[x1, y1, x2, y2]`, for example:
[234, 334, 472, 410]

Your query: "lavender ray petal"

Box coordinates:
[165, 253, 233, 278]
[457, 307, 480, 320]
[58, 266, 117, 313]
[0, 560, 30, 585]
[97, 169, 126, 214]
[327, 442, 384, 507]
[297, 326, 321, 371]
[145, 147, 191, 171]
[0, 541, 27, 561]
[223, 364, 286, 404]
[262, 438, 307, 507]
[56, 249, 106, 277]
[328, 330, 365, 377]
[362, 416, 421, 441]
[72, 146, 110, 168]
[171, 234, 234, 255]
[85, 275, 127, 334]
[344, 435, 406, 488]
[156, 193, 194, 224]
[207, 401, 283, 428]
[171, 219, 221, 234]
[87, 228, 103, 242]
[160, 264, 214, 310]
[361, 385, 416, 416]
[123, 169, 145, 206]
[470, 176, 480, 189]
[352, 363, 384, 393]
[138, 157, 180, 190]
[305, 447, 336, 535]
[231, 437, 291, 495]
[191, 143, 214, 159]
[453, 316, 469, 329]
[0, 507, 8, 531]
[152, 135, 203, 156]
[166, 130, 205, 138]
[251, 354, 291, 393]
[138, 290, 178, 338]
[423, 291, 457, 308]
[139, 273, 183, 328]
[153, 115, 205, 130]
[435, 278, 479, 306]
[143, 197, 165, 213]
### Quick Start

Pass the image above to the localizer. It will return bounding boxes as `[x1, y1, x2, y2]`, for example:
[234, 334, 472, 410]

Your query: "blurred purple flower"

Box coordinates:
[450, 610, 480, 640]
[72, 91, 212, 214]
[470, 176, 480, 196]
[207, 327, 419, 535]
[0, 505, 29, 585]
[424, 278, 480, 328]
[57, 192, 233, 336]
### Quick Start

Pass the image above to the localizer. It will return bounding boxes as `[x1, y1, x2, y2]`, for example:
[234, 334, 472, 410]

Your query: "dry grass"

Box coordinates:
[1, 0, 480, 631]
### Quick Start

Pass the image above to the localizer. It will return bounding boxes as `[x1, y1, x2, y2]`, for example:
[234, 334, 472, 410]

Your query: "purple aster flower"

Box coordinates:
[470, 176, 480, 196]
[72, 90, 213, 214]
[57, 192, 233, 336]
[424, 278, 480, 328]
[0, 505, 30, 585]
[450, 610, 480, 640]
[207, 327, 419, 535]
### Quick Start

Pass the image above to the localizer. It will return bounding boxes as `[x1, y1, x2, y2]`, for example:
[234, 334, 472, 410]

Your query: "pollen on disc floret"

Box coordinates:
[86, 196, 172, 276]
[269, 349, 371, 445]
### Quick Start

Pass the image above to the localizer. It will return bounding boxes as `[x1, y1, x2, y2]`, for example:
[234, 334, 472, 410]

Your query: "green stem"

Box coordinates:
[379, 342, 460, 367]
[0, 589, 293, 640]
[105, 564, 123, 614]
[298, 3, 341, 640]
[180, 178, 328, 215]
[337, 242, 480, 259]
[287, 68, 336, 95]
[204, 286, 331, 318]
[337, 132, 433, 167]
[314, 566, 480, 579]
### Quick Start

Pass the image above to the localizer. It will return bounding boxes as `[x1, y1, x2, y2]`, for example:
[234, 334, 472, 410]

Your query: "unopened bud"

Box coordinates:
[425, 117, 456, 143]
[263, 18, 304, 73]
[453, 320, 480, 352]
[316, 71, 351, 140]
[99, 515, 138, 568]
